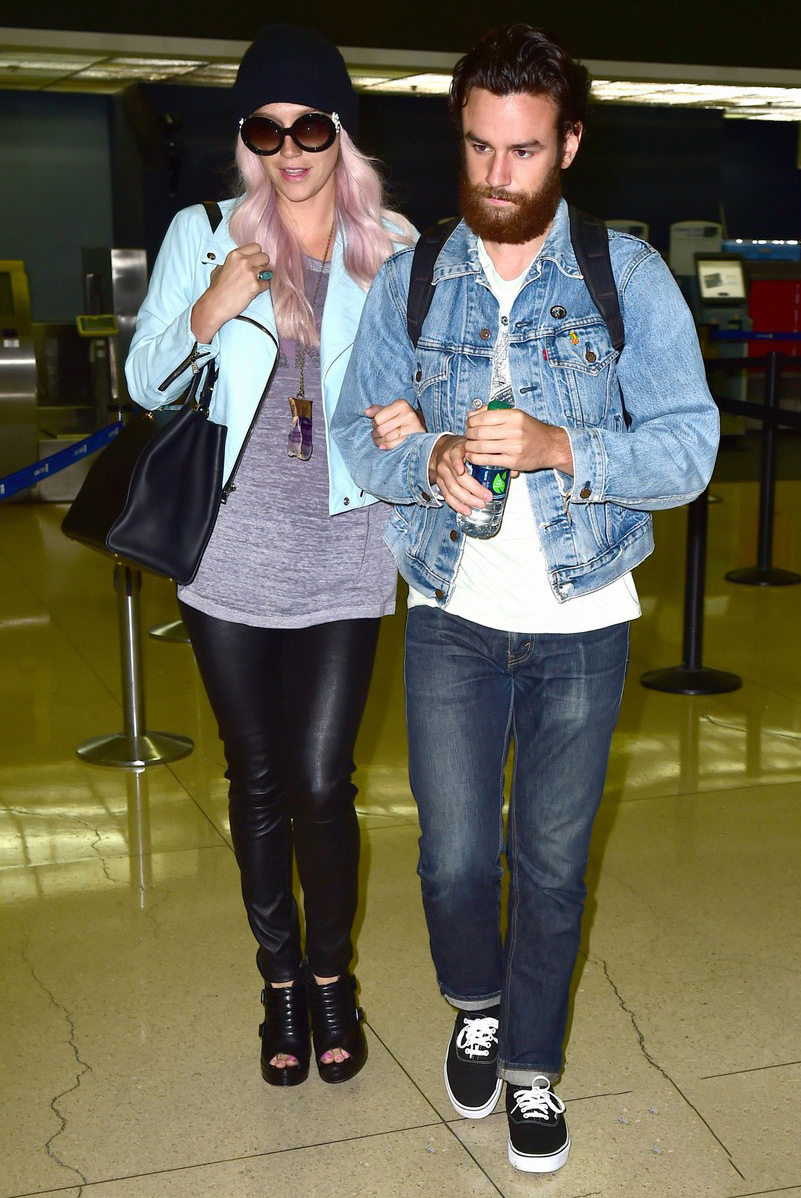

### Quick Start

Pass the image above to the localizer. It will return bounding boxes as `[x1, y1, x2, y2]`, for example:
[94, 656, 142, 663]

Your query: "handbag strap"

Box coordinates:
[184, 361, 218, 414]
[202, 200, 223, 233]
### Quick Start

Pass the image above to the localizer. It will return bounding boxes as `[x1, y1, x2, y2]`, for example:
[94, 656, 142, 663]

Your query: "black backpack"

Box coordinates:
[406, 207, 625, 353]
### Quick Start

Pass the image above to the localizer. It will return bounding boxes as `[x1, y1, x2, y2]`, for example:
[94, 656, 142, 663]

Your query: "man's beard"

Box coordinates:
[459, 162, 562, 245]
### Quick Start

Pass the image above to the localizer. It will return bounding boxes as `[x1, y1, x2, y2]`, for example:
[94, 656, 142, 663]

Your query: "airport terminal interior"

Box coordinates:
[1, 6, 801, 1197]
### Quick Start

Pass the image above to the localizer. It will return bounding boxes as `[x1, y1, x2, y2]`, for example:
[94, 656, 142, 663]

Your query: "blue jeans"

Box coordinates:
[405, 606, 629, 1084]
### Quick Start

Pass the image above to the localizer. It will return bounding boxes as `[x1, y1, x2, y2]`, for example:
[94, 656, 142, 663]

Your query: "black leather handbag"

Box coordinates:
[62, 362, 226, 584]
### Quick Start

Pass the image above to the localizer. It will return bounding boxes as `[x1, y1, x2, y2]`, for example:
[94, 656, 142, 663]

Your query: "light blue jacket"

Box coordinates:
[126, 198, 405, 514]
[330, 199, 720, 602]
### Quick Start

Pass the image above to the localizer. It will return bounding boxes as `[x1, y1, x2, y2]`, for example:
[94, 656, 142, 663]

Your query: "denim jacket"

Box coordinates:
[331, 199, 719, 602]
[126, 198, 409, 514]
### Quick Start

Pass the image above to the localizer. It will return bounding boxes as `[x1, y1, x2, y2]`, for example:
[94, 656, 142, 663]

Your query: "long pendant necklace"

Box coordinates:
[287, 219, 336, 461]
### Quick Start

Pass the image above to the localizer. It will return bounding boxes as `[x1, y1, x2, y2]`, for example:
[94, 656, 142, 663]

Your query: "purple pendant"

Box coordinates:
[287, 396, 313, 460]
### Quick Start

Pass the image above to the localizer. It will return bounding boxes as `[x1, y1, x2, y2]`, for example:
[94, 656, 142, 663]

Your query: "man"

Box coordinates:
[331, 23, 718, 1174]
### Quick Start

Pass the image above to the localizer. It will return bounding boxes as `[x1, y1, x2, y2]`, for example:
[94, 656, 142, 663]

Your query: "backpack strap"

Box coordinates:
[407, 218, 461, 349]
[568, 205, 625, 353]
[201, 200, 223, 233]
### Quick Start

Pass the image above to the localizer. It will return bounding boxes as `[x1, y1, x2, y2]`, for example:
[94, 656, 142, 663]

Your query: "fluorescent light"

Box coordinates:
[591, 79, 801, 120]
[357, 72, 452, 94]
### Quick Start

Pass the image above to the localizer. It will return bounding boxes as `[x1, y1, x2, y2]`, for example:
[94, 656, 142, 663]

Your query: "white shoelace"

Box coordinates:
[456, 1016, 499, 1060]
[511, 1076, 566, 1121]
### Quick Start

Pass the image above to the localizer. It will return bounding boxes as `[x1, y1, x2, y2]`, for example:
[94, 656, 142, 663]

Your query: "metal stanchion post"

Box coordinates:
[641, 491, 741, 695]
[77, 564, 194, 767]
[726, 351, 800, 587]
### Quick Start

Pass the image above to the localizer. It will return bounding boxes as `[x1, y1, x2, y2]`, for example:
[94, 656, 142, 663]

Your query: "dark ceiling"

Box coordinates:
[4, 0, 800, 71]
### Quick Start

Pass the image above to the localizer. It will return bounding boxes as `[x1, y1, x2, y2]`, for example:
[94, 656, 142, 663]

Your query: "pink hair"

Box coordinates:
[229, 130, 414, 346]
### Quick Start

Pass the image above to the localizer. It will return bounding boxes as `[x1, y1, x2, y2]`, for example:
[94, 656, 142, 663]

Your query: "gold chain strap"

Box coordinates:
[296, 219, 336, 400]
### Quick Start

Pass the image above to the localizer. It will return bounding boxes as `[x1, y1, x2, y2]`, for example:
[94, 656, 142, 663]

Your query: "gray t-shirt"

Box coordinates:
[178, 258, 397, 628]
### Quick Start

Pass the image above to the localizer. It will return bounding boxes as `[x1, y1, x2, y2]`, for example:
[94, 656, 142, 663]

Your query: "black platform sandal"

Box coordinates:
[259, 976, 310, 1087]
[307, 973, 368, 1084]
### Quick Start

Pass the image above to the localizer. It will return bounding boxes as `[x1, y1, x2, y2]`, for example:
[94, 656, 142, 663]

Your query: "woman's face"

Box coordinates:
[249, 102, 340, 209]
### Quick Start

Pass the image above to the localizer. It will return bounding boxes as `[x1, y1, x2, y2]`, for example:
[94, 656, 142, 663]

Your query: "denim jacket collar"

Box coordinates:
[434, 198, 583, 285]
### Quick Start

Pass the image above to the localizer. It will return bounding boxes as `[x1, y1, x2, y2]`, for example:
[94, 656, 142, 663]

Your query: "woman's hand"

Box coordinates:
[365, 400, 427, 449]
[190, 243, 272, 343]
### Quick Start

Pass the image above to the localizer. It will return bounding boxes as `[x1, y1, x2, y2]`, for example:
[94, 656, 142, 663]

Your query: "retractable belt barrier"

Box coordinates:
[642, 347, 800, 696]
[0, 422, 122, 501]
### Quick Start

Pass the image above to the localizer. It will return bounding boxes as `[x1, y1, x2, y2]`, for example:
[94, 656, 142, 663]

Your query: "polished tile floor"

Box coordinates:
[1, 480, 799, 1198]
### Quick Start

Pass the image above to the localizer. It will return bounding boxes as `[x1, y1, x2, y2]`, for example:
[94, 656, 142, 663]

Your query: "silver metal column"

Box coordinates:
[0, 260, 38, 485]
[77, 564, 194, 767]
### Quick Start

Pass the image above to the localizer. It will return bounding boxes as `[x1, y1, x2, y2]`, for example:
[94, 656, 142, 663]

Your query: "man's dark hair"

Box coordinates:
[449, 24, 591, 141]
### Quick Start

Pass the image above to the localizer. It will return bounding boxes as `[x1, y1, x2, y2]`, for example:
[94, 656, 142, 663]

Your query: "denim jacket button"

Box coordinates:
[435, 588, 444, 600]
[415, 369, 422, 382]
[471, 397, 482, 409]
[421, 491, 431, 502]
[585, 349, 597, 363]
[550, 305, 566, 319]
[479, 327, 491, 340]
[207, 252, 216, 261]
[450, 529, 459, 541]
[579, 484, 591, 498]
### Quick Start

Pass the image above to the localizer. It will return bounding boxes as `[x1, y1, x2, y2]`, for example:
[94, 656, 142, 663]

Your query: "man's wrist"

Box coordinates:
[550, 426, 574, 476]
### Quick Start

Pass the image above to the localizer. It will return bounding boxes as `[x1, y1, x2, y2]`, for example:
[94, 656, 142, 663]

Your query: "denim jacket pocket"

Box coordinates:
[548, 320, 616, 427]
[389, 498, 441, 559]
[413, 351, 452, 431]
[589, 502, 651, 557]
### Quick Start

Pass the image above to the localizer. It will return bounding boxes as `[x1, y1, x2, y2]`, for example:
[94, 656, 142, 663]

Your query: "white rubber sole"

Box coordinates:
[507, 1133, 571, 1173]
[444, 1060, 503, 1119]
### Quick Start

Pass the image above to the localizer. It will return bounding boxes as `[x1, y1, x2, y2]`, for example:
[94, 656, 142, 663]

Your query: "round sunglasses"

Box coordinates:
[238, 112, 341, 156]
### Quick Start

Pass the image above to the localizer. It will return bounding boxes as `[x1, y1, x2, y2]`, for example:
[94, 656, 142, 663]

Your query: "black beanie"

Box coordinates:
[232, 24, 359, 136]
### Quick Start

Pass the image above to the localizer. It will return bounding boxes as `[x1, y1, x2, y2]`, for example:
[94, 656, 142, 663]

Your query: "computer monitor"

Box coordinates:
[695, 254, 748, 304]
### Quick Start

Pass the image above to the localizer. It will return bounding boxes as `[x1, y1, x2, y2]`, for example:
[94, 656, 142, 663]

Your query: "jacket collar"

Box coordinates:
[433, 198, 581, 283]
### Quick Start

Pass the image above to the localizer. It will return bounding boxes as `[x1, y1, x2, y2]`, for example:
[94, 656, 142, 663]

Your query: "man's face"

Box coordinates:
[459, 88, 581, 245]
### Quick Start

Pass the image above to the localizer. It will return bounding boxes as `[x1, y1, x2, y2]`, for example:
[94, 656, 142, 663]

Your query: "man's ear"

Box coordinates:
[561, 122, 582, 170]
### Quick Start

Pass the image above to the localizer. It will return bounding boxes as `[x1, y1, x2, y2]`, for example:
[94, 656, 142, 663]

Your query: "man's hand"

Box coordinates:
[465, 406, 574, 477]
[428, 435, 492, 516]
[366, 400, 427, 449]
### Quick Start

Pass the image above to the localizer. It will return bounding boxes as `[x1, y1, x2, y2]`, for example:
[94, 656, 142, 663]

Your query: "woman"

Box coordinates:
[126, 25, 418, 1087]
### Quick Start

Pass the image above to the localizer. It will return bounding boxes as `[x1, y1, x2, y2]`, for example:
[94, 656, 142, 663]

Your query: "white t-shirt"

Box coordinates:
[408, 238, 641, 634]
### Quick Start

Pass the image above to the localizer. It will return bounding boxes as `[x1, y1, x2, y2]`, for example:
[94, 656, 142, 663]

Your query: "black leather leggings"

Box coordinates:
[179, 602, 380, 983]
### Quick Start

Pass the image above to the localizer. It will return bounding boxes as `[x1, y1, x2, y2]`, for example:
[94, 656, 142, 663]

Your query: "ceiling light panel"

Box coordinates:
[591, 79, 801, 119]
[354, 72, 453, 94]
[179, 63, 239, 85]
[77, 56, 205, 81]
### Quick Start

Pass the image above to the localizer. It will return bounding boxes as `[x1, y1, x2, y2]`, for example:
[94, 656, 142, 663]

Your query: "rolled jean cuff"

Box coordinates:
[442, 991, 501, 1011]
[499, 1062, 560, 1086]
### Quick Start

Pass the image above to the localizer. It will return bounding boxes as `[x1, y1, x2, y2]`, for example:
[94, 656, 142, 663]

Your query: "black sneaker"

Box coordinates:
[444, 1008, 502, 1118]
[506, 1076, 570, 1172]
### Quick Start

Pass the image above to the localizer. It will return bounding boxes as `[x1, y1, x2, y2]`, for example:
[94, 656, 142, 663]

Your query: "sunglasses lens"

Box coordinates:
[293, 115, 336, 151]
[241, 117, 282, 154]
